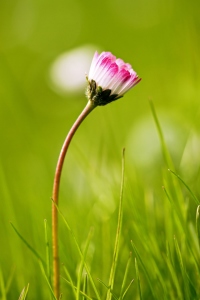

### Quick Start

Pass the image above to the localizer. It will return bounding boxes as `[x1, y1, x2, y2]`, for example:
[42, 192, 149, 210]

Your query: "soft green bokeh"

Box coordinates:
[0, 0, 200, 298]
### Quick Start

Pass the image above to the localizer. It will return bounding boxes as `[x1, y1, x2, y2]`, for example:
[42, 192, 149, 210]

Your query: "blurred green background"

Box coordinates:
[0, 0, 200, 298]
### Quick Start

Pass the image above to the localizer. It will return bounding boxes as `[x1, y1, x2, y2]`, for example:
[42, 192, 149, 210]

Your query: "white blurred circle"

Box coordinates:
[49, 45, 99, 95]
[126, 113, 188, 169]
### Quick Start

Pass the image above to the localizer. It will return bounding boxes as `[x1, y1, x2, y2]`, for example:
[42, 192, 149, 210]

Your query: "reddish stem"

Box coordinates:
[52, 101, 96, 299]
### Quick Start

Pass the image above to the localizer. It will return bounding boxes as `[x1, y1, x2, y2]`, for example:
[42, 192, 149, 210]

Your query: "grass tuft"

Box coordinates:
[53, 201, 101, 300]
[106, 148, 125, 300]
[3, 103, 200, 299]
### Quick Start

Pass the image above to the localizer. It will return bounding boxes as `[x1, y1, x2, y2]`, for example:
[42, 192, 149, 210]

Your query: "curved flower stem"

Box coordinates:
[52, 100, 97, 299]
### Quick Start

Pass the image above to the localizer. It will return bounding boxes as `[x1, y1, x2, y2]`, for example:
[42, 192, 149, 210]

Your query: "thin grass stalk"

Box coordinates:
[54, 202, 101, 300]
[97, 278, 118, 300]
[18, 283, 29, 300]
[5, 267, 15, 296]
[163, 254, 183, 299]
[76, 228, 94, 300]
[39, 261, 57, 300]
[44, 219, 51, 285]
[149, 100, 184, 206]
[122, 279, 134, 300]
[10, 222, 56, 299]
[51, 101, 96, 298]
[169, 169, 200, 205]
[62, 264, 77, 298]
[135, 258, 142, 300]
[10, 222, 45, 265]
[174, 236, 190, 300]
[196, 205, 200, 249]
[106, 148, 125, 300]
[0, 268, 6, 300]
[149, 100, 174, 169]
[119, 252, 132, 300]
[61, 277, 94, 300]
[131, 241, 155, 298]
[162, 186, 185, 227]
[82, 274, 88, 300]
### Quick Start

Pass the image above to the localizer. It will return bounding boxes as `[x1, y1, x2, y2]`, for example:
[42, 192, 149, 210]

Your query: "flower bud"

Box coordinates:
[86, 51, 141, 106]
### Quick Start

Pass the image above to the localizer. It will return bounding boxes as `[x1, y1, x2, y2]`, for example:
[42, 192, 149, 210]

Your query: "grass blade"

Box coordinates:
[196, 205, 200, 249]
[0, 268, 6, 300]
[174, 236, 190, 300]
[149, 100, 174, 169]
[11, 222, 56, 299]
[169, 169, 200, 205]
[131, 241, 155, 298]
[106, 148, 126, 300]
[135, 258, 143, 300]
[163, 254, 183, 299]
[18, 283, 29, 300]
[39, 261, 57, 300]
[76, 227, 94, 300]
[82, 273, 88, 300]
[5, 266, 15, 295]
[162, 186, 185, 228]
[97, 278, 118, 300]
[53, 202, 101, 300]
[10, 222, 45, 265]
[61, 277, 94, 300]
[62, 264, 77, 298]
[121, 279, 134, 300]
[149, 100, 184, 205]
[44, 219, 51, 285]
[119, 252, 132, 300]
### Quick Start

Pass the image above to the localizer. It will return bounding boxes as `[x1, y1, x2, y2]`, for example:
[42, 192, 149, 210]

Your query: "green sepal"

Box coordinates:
[86, 79, 123, 106]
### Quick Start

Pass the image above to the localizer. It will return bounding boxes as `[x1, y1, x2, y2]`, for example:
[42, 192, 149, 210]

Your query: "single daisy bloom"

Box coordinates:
[86, 51, 141, 106]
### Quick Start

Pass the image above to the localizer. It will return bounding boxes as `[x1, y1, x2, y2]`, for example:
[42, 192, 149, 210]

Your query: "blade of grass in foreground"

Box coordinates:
[174, 236, 190, 300]
[39, 261, 57, 300]
[4, 266, 15, 295]
[131, 241, 155, 298]
[0, 268, 6, 300]
[121, 279, 134, 300]
[162, 186, 185, 228]
[44, 219, 51, 284]
[149, 100, 174, 169]
[18, 283, 29, 300]
[149, 100, 184, 205]
[169, 169, 200, 205]
[135, 258, 143, 300]
[10, 222, 56, 299]
[62, 264, 77, 298]
[163, 255, 183, 299]
[53, 203, 101, 300]
[164, 243, 183, 300]
[61, 277, 94, 300]
[82, 273, 88, 300]
[0, 266, 15, 299]
[196, 205, 200, 249]
[106, 148, 125, 300]
[76, 227, 94, 300]
[119, 252, 132, 300]
[10, 222, 45, 265]
[97, 278, 118, 300]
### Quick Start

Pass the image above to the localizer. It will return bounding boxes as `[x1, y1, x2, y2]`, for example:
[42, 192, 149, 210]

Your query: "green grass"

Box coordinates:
[1, 0, 200, 298]
[2, 103, 200, 299]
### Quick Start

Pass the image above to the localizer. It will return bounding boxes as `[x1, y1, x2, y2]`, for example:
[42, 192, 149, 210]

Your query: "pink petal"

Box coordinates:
[118, 75, 141, 96]
[88, 50, 141, 98]
[98, 63, 119, 88]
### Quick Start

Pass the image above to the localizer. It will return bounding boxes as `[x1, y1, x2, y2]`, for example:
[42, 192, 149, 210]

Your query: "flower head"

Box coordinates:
[86, 51, 141, 106]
